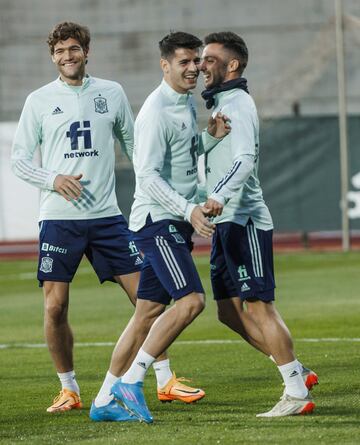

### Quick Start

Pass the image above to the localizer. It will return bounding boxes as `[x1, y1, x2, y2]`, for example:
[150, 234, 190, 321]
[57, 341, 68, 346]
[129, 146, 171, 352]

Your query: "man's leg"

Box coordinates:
[90, 295, 166, 422]
[43, 281, 82, 412]
[114, 272, 168, 363]
[246, 300, 294, 365]
[112, 272, 167, 377]
[92, 272, 166, 413]
[243, 300, 315, 417]
[139, 292, 205, 359]
[111, 292, 205, 422]
[217, 297, 270, 355]
[216, 297, 318, 392]
[114, 271, 202, 388]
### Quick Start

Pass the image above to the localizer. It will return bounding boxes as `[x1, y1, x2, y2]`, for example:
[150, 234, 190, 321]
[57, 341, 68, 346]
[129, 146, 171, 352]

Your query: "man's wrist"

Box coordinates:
[209, 193, 226, 206]
[46, 172, 59, 191]
[185, 203, 197, 222]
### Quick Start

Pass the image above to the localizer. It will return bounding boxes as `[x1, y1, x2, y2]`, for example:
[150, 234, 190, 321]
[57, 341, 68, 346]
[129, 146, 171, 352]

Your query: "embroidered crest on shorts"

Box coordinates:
[40, 256, 53, 273]
[94, 96, 108, 114]
[171, 233, 185, 244]
[168, 224, 185, 243]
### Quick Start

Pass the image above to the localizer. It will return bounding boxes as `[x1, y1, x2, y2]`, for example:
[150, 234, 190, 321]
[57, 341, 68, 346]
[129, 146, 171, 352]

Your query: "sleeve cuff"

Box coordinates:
[45, 172, 58, 190]
[203, 129, 222, 146]
[209, 193, 226, 206]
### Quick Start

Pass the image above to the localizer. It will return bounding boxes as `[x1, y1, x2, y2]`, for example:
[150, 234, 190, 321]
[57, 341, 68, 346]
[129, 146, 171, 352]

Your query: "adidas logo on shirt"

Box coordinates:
[241, 282, 251, 292]
[52, 106, 63, 115]
[181, 122, 187, 130]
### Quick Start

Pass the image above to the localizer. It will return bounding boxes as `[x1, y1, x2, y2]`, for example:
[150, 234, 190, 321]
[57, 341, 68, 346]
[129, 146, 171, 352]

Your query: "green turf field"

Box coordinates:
[1, 252, 360, 444]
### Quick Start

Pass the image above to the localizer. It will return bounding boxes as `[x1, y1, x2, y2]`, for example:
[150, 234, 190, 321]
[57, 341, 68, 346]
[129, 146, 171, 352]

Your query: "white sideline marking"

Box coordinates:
[0, 257, 209, 281]
[1, 338, 360, 350]
[0, 267, 94, 281]
[0, 258, 210, 281]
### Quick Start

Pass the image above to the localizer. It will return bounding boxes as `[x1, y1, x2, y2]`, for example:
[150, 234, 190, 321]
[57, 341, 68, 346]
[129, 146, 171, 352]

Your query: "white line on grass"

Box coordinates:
[1, 338, 360, 350]
[0, 267, 94, 281]
[0, 258, 210, 281]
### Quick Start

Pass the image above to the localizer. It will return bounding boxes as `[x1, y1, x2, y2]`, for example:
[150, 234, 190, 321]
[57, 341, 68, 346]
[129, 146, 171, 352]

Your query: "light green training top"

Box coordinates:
[11, 75, 134, 221]
[129, 79, 219, 232]
[205, 88, 273, 230]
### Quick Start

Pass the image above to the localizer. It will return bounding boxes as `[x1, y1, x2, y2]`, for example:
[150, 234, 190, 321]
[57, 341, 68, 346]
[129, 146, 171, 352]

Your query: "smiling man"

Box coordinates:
[11, 21, 138, 417]
[200, 31, 318, 417]
[11, 22, 203, 420]
[104, 31, 230, 423]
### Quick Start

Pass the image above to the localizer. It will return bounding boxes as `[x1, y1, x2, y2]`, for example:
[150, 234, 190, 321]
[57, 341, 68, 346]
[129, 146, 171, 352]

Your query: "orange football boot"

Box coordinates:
[47, 389, 83, 413]
[157, 373, 205, 404]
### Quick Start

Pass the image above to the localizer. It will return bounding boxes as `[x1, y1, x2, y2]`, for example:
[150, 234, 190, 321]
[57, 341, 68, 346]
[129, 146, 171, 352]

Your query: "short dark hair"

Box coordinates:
[47, 22, 90, 54]
[204, 31, 248, 70]
[159, 31, 202, 59]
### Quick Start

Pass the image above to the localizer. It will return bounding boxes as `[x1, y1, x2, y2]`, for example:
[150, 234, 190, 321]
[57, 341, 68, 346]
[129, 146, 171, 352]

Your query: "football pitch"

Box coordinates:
[1, 252, 360, 444]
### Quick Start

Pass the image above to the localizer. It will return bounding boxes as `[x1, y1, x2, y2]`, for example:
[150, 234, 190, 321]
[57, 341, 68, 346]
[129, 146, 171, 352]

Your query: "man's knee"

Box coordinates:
[246, 299, 274, 322]
[217, 299, 240, 326]
[177, 292, 205, 322]
[134, 300, 166, 329]
[217, 305, 231, 326]
[114, 272, 140, 306]
[45, 299, 68, 324]
[192, 293, 206, 315]
[43, 282, 69, 324]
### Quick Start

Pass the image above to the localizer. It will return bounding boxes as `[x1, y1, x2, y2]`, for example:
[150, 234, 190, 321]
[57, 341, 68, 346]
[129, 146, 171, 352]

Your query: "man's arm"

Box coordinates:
[205, 154, 255, 215]
[204, 106, 256, 216]
[135, 115, 214, 237]
[11, 95, 83, 201]
[113, 85, 135, 161]
[11, 95, 58, 190]
[198, 112, 231, 155]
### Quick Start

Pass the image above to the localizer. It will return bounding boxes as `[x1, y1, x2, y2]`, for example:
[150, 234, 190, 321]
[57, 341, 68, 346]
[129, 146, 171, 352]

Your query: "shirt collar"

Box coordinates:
[56, 74, 91, 90]
[161, 79, 191, 105]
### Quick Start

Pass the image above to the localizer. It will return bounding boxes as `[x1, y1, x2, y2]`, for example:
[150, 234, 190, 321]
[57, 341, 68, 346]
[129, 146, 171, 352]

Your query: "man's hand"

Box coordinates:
[204, 198, 224, 217]
[207, 112, 231, 139]
[190, 206, 216, 238]
[54, 174, 83, 201]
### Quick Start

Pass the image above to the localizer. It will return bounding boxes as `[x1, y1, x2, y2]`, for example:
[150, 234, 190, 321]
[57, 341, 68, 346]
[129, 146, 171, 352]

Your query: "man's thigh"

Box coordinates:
[133, 220, 204, 302]
[86, 215, 143, 283]
[38, 220, 86, 285]
[212, 221, 275, 302]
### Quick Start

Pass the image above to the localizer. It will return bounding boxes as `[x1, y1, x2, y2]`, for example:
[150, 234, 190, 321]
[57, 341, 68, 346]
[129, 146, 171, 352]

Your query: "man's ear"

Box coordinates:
[160, 57, 169, 74]
[228, 59, 240, 73]
[84, 48, 89, 64]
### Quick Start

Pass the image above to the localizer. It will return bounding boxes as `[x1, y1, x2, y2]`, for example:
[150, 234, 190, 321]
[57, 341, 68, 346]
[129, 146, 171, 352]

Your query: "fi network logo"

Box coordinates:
[64, 121, 99, 159]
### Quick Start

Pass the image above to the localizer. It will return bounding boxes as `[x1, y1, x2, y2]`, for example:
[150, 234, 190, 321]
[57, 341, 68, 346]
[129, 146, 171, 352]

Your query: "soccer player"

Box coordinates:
[200, 32, 318, 417]
[103, 31, 230, 423]
[11, 22, 203, 420]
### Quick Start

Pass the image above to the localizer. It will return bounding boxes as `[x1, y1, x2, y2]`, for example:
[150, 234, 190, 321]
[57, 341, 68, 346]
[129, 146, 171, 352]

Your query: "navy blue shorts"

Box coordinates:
[210, 221, 275, 302]
[132, 219, 204, 305]
[37, 215, 143, 285]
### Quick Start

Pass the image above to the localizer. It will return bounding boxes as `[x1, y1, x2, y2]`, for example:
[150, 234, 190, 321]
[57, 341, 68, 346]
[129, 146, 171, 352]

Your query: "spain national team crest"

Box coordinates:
[171, 233, 185, 244]
[40, 256, 53, 273]
[94, 96, 108, 114]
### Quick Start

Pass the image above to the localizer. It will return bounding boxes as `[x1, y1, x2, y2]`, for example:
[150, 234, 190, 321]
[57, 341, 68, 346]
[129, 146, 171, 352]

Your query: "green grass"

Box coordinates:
[1, 252, 360, 444]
